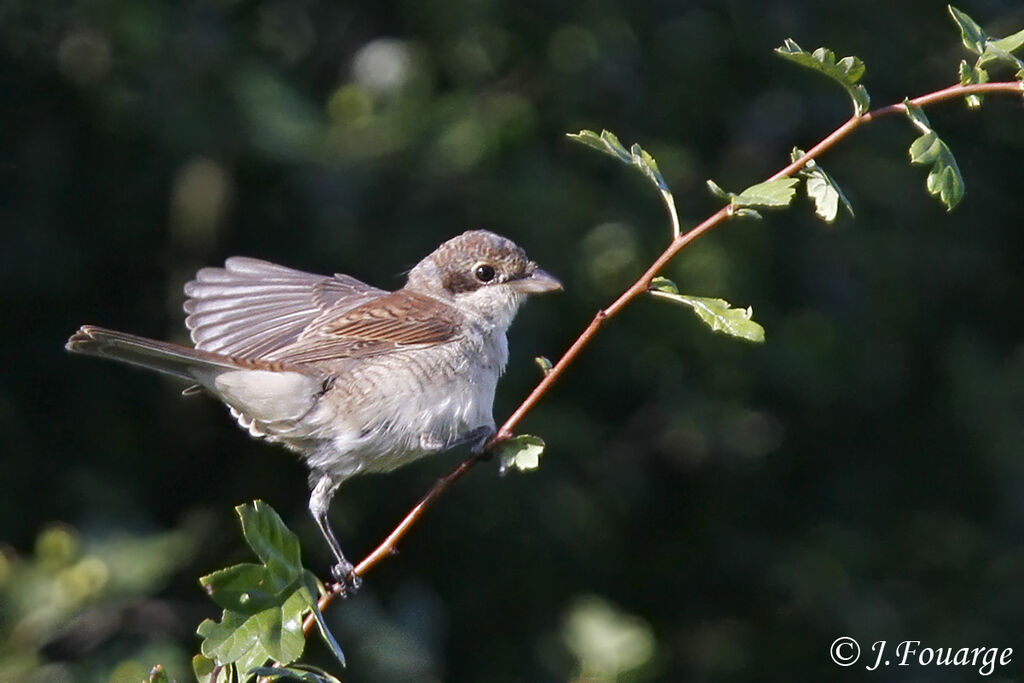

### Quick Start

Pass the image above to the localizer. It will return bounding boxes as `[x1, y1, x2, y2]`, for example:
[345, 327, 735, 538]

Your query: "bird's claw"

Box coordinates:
[330, 561, 362, 596]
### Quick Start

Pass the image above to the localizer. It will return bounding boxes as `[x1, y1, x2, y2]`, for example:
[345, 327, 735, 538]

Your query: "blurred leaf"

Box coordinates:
[148, 664, 171, 683]
[495, 434, 546, 473]
[776, 39, 870, 114]
[535, 356, 553, 376]
[904, 100, 964, 210]
[650, 279, 766, 343]
[562, 596, 656, 678]
[792, 148, 854, 222]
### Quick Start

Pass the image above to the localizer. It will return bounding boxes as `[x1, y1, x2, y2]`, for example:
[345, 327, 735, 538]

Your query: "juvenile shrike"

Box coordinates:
[66, 230, 561, 587]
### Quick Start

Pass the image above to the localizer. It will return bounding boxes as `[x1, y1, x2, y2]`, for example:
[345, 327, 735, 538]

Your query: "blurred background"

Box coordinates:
[3, 0, 1024, 681]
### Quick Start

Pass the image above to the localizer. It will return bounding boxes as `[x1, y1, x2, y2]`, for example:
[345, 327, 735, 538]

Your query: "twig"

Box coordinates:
[301, 79, 1023, 635]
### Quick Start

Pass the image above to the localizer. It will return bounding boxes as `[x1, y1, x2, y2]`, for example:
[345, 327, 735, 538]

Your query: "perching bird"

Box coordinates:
[66, 230, 561, 588]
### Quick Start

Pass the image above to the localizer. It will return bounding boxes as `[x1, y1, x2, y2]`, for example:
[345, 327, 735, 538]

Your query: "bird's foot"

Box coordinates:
[330, 561, 362, 597]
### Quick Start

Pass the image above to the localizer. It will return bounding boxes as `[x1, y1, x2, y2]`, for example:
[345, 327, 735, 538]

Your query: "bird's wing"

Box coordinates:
[184, 257, 388, 359]
[262, 290, 463, 364]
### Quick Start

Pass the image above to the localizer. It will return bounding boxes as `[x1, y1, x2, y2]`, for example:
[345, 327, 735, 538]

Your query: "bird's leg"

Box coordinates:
[463, 425, 497, 456]
[309, 475, 362, 594]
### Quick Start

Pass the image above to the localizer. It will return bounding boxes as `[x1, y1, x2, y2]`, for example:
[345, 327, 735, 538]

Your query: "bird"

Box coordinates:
[66, 230, 561, 589]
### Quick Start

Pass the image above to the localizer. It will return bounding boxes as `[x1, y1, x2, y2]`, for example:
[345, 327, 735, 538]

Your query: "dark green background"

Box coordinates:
[3, 0, 1024, 680]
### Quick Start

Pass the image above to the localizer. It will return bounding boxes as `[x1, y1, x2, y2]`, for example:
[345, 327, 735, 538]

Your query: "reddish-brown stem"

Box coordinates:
[300, 79, 1022, 637]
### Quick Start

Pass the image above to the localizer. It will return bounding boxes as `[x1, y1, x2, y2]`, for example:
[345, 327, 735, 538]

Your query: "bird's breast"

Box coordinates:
[299, 329, 506, 481]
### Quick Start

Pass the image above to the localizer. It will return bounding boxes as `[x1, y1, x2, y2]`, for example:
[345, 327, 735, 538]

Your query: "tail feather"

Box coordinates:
[66, 325, 254, 384]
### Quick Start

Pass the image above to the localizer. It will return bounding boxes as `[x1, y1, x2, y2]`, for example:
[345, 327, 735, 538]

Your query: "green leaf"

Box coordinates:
[904, 101, 964, 210]
[949, 6, 986, 54]
[989, 27, 1024, 56]
[495, 434, 546, 474]
[193, 654, 231, 683]
[775, 39, 870, 114]
[649, 288, 765, 343]
[301, 572, 346, 668]
[569, 129, 681, 237]
[707, 177, 799, 212]
[237, 500, 302, 588]
[200, 563, 280, 614]
[535, 356, 553, 376]
[958, 60, 989, 108]
[567, 130, 671, 194]
[792, 148, 854, 223]
[734, 178, 800, 208]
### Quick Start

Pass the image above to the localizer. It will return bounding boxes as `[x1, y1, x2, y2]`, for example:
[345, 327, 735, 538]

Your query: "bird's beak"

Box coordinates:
[510, 267, 563, 294]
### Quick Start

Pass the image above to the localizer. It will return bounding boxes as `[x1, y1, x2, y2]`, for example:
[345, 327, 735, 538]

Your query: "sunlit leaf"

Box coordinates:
[535, 356, 553, 376]
[237, 500, 302, 588]
[776, 39, 871, 114]
[495, 434, 546, 473]
[734, 178, 800, 208]
[904, 100, 964, 210]
[949, 5, 986, 54]
[958, 60, 989, 108]
[649, 288, 765, 343]
[569, 129, 680, 237]
[200, 563, 279, 614]
[792, 148, 854, 223]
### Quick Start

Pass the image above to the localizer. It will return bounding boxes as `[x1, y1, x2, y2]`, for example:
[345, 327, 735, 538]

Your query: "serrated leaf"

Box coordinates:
[495, 434, 546, 474]
[904, 103, 964, 211]
[569, 128, 679, 237]
[949, 6, 987, 54]
[791, 151, 854, 223]
[958, 60, 989, 108]
[650, 290, 765, 342]
[237, 501, 302, 588]
[568, 130, 669, 192]
[193, 654, 231, 683]
[776, 39, 870, 114]
[734, 178, 800, 208]
[200, 563, 279, 614]
[567, 129, 630, 163]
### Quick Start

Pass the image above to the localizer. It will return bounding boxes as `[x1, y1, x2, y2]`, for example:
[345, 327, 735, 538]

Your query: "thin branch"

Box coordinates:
[302, 79, 1023, 635]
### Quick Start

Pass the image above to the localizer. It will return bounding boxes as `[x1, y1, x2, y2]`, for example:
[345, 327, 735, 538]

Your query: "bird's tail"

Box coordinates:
[66, 325, 244, 384]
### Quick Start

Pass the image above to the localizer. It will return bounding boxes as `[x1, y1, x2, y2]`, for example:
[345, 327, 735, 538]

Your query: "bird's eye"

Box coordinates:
[474, 264, 496, 282]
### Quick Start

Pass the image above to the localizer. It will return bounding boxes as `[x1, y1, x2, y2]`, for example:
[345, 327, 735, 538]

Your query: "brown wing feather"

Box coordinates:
[184, 257, 387, 360]
[263, 290, 462, 364]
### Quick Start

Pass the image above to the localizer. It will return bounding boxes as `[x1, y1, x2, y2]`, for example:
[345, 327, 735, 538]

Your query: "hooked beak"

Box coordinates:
[510, 267, 563, 294]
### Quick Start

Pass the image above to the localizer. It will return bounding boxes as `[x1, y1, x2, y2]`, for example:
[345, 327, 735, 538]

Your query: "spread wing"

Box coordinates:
[184, 256, 387, 360]
[262, 290, 463, 364]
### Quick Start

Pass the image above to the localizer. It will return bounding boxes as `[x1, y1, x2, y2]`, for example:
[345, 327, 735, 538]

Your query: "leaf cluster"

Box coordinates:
[195, 502, 344, 683]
